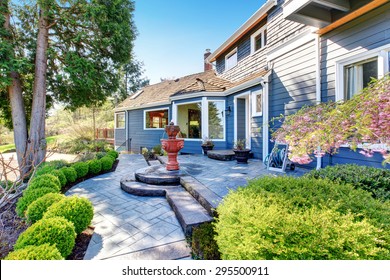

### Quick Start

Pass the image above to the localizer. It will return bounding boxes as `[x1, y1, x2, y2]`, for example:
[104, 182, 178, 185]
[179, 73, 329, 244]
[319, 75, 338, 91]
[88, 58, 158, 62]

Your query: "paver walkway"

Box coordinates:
[66, 155, 190, 260]
[66, 153, 308, 260]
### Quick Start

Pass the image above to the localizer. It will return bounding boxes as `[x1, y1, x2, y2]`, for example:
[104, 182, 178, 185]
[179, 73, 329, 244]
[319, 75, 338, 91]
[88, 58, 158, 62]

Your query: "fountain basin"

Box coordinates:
[161, 138, 184, 171]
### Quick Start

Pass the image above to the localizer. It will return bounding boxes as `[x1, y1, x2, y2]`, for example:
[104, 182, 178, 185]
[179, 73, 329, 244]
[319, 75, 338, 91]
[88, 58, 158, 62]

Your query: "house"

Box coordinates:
[115, 0, 390, 168]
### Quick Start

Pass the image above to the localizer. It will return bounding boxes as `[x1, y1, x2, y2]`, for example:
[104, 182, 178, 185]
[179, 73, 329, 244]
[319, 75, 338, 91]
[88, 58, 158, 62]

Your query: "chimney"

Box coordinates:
[204, 49, 213, 71]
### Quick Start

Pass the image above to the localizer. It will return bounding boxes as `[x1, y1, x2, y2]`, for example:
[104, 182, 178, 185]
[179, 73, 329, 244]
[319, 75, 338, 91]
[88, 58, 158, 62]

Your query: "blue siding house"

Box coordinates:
[115, 0, 389, 169]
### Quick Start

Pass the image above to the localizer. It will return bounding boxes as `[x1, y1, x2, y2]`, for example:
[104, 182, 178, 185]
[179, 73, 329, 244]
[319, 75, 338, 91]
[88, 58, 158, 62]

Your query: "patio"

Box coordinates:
[66, 153, 308, 260]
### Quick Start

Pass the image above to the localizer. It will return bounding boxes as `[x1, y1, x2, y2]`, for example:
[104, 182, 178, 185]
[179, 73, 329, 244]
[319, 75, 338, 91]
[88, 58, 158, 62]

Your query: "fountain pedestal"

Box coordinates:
[161, 122, 184, 171]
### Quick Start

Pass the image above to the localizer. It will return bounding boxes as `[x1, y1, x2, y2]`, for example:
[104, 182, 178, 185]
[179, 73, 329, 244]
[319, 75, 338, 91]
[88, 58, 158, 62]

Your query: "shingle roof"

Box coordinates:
[116, 70, 232, 110]
[116, 68, 269, 110]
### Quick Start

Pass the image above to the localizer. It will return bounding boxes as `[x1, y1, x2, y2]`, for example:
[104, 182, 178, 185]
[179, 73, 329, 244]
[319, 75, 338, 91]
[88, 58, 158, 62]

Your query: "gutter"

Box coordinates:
[208, 0, 277, 63]
[114, 101, 171, 112]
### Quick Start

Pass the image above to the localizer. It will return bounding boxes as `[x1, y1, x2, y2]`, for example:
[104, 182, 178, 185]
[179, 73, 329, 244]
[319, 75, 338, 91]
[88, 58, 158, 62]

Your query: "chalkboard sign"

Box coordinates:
[266, 143, 289, 173]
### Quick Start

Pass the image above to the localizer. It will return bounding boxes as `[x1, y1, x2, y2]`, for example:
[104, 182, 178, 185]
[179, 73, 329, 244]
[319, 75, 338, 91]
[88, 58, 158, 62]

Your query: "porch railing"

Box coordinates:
[95, 128, 114, 144]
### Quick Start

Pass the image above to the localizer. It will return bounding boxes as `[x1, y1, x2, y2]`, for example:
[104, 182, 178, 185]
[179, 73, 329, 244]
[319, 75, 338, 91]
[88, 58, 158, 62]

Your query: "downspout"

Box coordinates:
[261, 71, 271, 162]
[315, 32, 322, 170]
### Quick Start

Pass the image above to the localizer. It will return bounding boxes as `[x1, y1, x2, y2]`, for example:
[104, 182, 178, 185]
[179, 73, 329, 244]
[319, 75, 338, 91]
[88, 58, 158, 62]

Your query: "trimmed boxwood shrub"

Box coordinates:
[51, 169, 67, 187]
[5, 244, 63, 260]
[215, 176, 390, 260]
[28, 174, 61, 192]
[60, 166, 77, 183]
[88, 159, 101, 175]
[107, 150, 119, 159]
[14, 217, 76, 258]
[26, 193, 65, 224]
[16, 187, 58, 217]
[44, 196, 94, 234]
[305, 164, 390, 201]
[35, 160, 68, 177]
[100, 156, 114, 171]
[72, 161, 89, 178]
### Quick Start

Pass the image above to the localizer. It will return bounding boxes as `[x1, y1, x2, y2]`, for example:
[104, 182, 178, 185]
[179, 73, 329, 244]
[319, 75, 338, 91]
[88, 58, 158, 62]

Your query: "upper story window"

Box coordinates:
[336, 44, 390, 101]
[115, 112, 125, 129]
[251, 26, 267, 54]
[225, 48, 238, 70]
[144, 108, 169, 129]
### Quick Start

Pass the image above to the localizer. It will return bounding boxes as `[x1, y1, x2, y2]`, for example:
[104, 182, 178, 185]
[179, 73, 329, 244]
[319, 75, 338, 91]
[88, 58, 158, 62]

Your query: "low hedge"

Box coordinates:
[215, 176, 390, 260]
[14, 217, 76, 258]
[305, 164, 390, 201]
[100, 156, 114, 171]
[5, 244, 63, 260]
[16, 187, 58, 218]
[51, 169, 67, 187]
[72, 161, 89, 179]
[191, 222, 220, 260]
[44, 196, 94, 234]
[60, 167, 77, 183]
[107, 150, 119, 159]
[26, 193, 65, 224]
[88, 159, 102, 175]
[28, 174, 61, 193]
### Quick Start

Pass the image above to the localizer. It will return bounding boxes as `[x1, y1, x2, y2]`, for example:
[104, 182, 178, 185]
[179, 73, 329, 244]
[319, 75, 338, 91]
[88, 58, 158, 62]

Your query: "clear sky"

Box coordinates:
[133, 0, 267, 84]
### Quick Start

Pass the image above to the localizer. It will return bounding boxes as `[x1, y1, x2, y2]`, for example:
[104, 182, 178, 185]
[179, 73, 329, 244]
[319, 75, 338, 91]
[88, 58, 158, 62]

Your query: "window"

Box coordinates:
[177, 102, 202, 139]
[208, 101, 225, 140]
[335, 45, 390, 101]
[115, 112, 125, 129]
[144, 108, 168, 129]
[252, 89, 263, 117]
[225, 48, 237, 70]
[344, 58, 378, 100]
[251, 26, 267, 54]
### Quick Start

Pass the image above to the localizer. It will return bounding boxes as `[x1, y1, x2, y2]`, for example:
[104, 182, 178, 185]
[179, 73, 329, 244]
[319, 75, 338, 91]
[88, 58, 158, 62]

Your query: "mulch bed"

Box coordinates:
[0, 159, 119, 260]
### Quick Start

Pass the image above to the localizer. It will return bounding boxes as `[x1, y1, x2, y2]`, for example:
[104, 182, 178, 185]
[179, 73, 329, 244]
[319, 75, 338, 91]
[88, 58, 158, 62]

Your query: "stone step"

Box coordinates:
[166, 188, 213, 236]
[207, 150, 236, 161]
[121, 177, 213, 236]
[135, 165, 187, 185]
[180, 175, 221, 216]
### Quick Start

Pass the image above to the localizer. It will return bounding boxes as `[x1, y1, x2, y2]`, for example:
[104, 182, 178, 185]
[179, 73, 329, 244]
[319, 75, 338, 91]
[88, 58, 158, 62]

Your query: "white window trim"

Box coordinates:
[173, 100, 203, 141]
[250, 25, 267, 55]
[225, 47, 238, 71]
[115, 112, 125, 129]
[207, 99, 226, 142]
[335, 44, 390, 101]
[251, 88, 263, 117]
[143, 107, 169, 130]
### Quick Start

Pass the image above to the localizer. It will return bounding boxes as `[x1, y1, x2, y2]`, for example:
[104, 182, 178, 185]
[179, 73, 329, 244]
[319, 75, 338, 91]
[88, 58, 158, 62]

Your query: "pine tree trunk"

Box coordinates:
[2, 0, 28, 176]
[27, 5, 49, 167]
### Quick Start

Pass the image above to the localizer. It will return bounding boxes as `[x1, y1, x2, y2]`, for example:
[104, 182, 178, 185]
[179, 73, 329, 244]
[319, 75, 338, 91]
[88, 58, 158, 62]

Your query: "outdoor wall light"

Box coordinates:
[225, 106, 232, 116]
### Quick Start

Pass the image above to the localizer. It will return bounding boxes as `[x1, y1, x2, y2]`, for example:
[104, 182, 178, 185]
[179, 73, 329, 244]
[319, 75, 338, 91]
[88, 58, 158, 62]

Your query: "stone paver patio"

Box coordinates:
[66, 153, 307, 260]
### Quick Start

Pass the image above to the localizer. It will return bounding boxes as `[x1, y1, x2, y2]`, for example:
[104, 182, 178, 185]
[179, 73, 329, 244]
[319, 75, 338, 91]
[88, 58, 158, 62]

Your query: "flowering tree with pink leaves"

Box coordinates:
[272, 75, 390, 165]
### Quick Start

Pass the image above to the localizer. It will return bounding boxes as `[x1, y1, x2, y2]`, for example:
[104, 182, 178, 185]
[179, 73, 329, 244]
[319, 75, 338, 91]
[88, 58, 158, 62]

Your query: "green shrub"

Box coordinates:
[215, 176, 390, 260]
[88, 159, 102, 174]
[51, 169, 67, 187]
[16, 187, 58, 217]
[14, 217, 76, 258]
[191, 223, 221, 260]
[60, 167, 77, 183]
[306, 164, 390, 201]
[100, 156, 114, 171]
[96, 152, 107, 159]
[35, 160, 68, 176]
[72, 161, 89, 178]
[5, 244, 64, 260]
[28, 174, 61, 192]
[44, 196, 94, 234]
[26, 193, 65, 224]
[107, 150, 119, 159]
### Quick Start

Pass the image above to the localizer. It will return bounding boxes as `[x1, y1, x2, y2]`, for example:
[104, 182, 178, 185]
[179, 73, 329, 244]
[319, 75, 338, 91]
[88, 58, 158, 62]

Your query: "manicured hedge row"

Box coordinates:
[215, 176, 390, 260]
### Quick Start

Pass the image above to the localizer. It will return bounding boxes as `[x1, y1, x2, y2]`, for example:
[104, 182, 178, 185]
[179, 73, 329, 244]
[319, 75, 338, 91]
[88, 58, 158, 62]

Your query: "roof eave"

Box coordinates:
[114, 101, 171, 112]
[208, 0, 277, 63]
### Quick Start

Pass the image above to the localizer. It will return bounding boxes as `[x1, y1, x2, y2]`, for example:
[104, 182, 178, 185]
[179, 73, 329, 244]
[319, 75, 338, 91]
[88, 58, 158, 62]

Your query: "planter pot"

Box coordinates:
[233, 149, 251, 164]
[201, 145, 214, 155]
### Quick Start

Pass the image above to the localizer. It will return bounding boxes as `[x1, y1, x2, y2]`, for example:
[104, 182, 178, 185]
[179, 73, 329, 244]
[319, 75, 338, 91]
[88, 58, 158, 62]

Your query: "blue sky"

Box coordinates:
[133, 0, 266, 84]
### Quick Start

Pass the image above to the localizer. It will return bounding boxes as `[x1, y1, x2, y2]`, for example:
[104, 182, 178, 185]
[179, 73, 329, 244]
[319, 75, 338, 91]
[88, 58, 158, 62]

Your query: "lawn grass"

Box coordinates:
[0, 135, 65, 153]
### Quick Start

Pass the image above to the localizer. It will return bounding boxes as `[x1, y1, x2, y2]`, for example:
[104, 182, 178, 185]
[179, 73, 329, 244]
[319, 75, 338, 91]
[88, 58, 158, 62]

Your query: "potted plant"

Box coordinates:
[201, 137, 214, 155]
[233, 139, 251, 163]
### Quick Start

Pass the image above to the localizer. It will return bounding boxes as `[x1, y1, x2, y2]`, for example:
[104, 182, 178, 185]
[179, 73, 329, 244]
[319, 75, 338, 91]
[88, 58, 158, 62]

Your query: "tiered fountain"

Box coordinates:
[161, 121, 184, 171]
